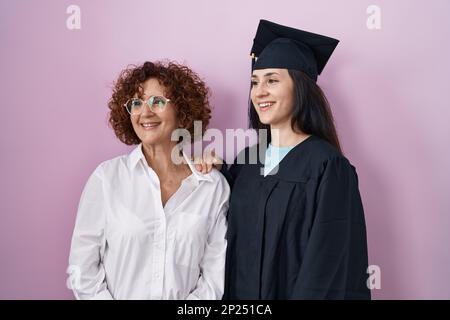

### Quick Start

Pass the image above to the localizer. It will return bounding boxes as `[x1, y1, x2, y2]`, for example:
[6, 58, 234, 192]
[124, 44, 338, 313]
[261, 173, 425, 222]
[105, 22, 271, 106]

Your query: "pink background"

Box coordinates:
[1, 0, 449, 299]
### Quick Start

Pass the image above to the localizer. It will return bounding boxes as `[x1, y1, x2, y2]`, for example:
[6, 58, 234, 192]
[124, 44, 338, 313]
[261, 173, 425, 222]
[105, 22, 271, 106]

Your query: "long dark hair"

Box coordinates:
[248, 69, 342, 154]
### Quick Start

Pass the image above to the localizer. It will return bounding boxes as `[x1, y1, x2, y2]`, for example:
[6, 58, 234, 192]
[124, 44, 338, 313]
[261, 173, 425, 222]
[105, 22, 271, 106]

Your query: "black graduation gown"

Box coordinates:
[221, 135, 370, 299]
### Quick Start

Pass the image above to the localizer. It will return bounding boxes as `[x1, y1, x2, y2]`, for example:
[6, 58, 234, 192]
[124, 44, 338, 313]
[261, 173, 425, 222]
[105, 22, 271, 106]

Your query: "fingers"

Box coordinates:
[200, 158, 207, 174]
[206, 161, 213, 174]
[193, 156, 204, 172]
[192, 151, 222, 174]
[205, 149, 217, 173]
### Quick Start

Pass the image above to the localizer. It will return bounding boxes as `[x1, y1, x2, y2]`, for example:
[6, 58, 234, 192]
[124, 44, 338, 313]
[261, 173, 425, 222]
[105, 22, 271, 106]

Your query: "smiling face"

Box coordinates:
[250, 68, 295, 129]
[130, 78, 179, 146]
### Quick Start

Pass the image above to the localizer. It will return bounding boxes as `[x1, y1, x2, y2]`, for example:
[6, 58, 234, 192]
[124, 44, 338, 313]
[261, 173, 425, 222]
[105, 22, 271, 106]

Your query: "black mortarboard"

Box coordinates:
[251, 19, 339, 81]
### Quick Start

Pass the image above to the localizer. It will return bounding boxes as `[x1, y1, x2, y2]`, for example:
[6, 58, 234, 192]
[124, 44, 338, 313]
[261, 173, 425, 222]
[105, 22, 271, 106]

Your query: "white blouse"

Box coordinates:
[68, 144, 230, 300]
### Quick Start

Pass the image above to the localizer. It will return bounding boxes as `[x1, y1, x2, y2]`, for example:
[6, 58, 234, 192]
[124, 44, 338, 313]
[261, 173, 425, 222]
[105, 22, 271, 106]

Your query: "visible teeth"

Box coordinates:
[142, 123, 159, 127]
[259, 102, 274, 107]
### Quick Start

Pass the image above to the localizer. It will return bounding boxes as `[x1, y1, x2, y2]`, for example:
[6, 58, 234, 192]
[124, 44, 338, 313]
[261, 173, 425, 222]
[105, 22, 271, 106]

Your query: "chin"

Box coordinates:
[258, 116, 273, 125]
[142, 131, 177, 146]
[138, 134, 161, 145]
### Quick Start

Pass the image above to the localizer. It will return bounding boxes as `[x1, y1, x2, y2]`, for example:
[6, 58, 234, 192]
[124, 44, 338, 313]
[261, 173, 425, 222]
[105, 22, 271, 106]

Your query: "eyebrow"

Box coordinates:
[251, 72, 280, 78]
[140, 93, 163, 99]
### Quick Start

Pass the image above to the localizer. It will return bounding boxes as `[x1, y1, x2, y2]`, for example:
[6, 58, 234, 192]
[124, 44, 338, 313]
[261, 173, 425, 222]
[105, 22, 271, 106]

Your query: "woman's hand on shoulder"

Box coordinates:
[194, 149, 223, 174]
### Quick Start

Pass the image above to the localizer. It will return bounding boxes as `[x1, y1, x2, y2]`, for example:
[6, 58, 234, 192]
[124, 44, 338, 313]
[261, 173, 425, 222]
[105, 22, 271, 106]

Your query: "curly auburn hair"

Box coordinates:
[108, 61, 211, 145]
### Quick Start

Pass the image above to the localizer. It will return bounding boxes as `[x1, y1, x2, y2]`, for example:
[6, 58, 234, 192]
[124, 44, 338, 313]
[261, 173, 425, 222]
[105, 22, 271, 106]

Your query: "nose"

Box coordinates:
[253, 82, 269, 98]
[140, 101, 156, 116]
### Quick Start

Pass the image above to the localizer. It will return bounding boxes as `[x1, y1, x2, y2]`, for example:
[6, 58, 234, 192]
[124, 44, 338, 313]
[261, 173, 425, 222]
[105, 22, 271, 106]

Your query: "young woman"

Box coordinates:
[198, 20, 370, 299]
[68, 61, 230, 299]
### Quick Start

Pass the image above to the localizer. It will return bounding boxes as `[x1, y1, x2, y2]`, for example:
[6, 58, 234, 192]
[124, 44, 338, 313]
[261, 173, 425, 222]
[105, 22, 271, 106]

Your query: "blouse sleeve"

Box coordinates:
[186, 178, 230, 300]
[68, 166, 113, 300]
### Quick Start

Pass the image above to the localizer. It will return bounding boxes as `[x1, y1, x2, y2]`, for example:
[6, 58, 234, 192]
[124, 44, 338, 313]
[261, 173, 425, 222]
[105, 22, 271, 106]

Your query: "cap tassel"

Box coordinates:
[251, 52, 256, 70]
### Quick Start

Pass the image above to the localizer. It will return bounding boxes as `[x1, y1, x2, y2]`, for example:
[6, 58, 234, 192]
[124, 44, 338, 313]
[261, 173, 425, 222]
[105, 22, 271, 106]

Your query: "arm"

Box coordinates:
[68, 167, 113, 300]
[186, 180, 230, 300]
[290, 157, 371, 299]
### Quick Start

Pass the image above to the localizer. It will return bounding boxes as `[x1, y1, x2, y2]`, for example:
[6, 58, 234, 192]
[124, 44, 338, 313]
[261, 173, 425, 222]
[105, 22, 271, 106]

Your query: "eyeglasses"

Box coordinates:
[123, 96, 172, 115]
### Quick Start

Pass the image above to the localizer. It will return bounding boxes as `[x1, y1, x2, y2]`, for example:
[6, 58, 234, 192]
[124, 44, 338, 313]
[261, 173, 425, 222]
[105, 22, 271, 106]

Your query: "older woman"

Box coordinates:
[68, 61, 230, 300]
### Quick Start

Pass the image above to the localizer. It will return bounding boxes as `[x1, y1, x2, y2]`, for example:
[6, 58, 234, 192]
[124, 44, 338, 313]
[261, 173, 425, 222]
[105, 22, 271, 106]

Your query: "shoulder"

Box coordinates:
[207, 169, 231, 196]
[302, 136, 343, 163]
[303, 137, 357, 180]
[277, 136, 355, 181]
[196, 169, 231, 207]
[91, 153, 130, 179]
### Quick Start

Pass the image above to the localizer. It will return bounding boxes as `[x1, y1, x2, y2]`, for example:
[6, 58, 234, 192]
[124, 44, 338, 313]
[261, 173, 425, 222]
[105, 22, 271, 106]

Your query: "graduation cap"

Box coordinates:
[251, 19, 339, 81]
